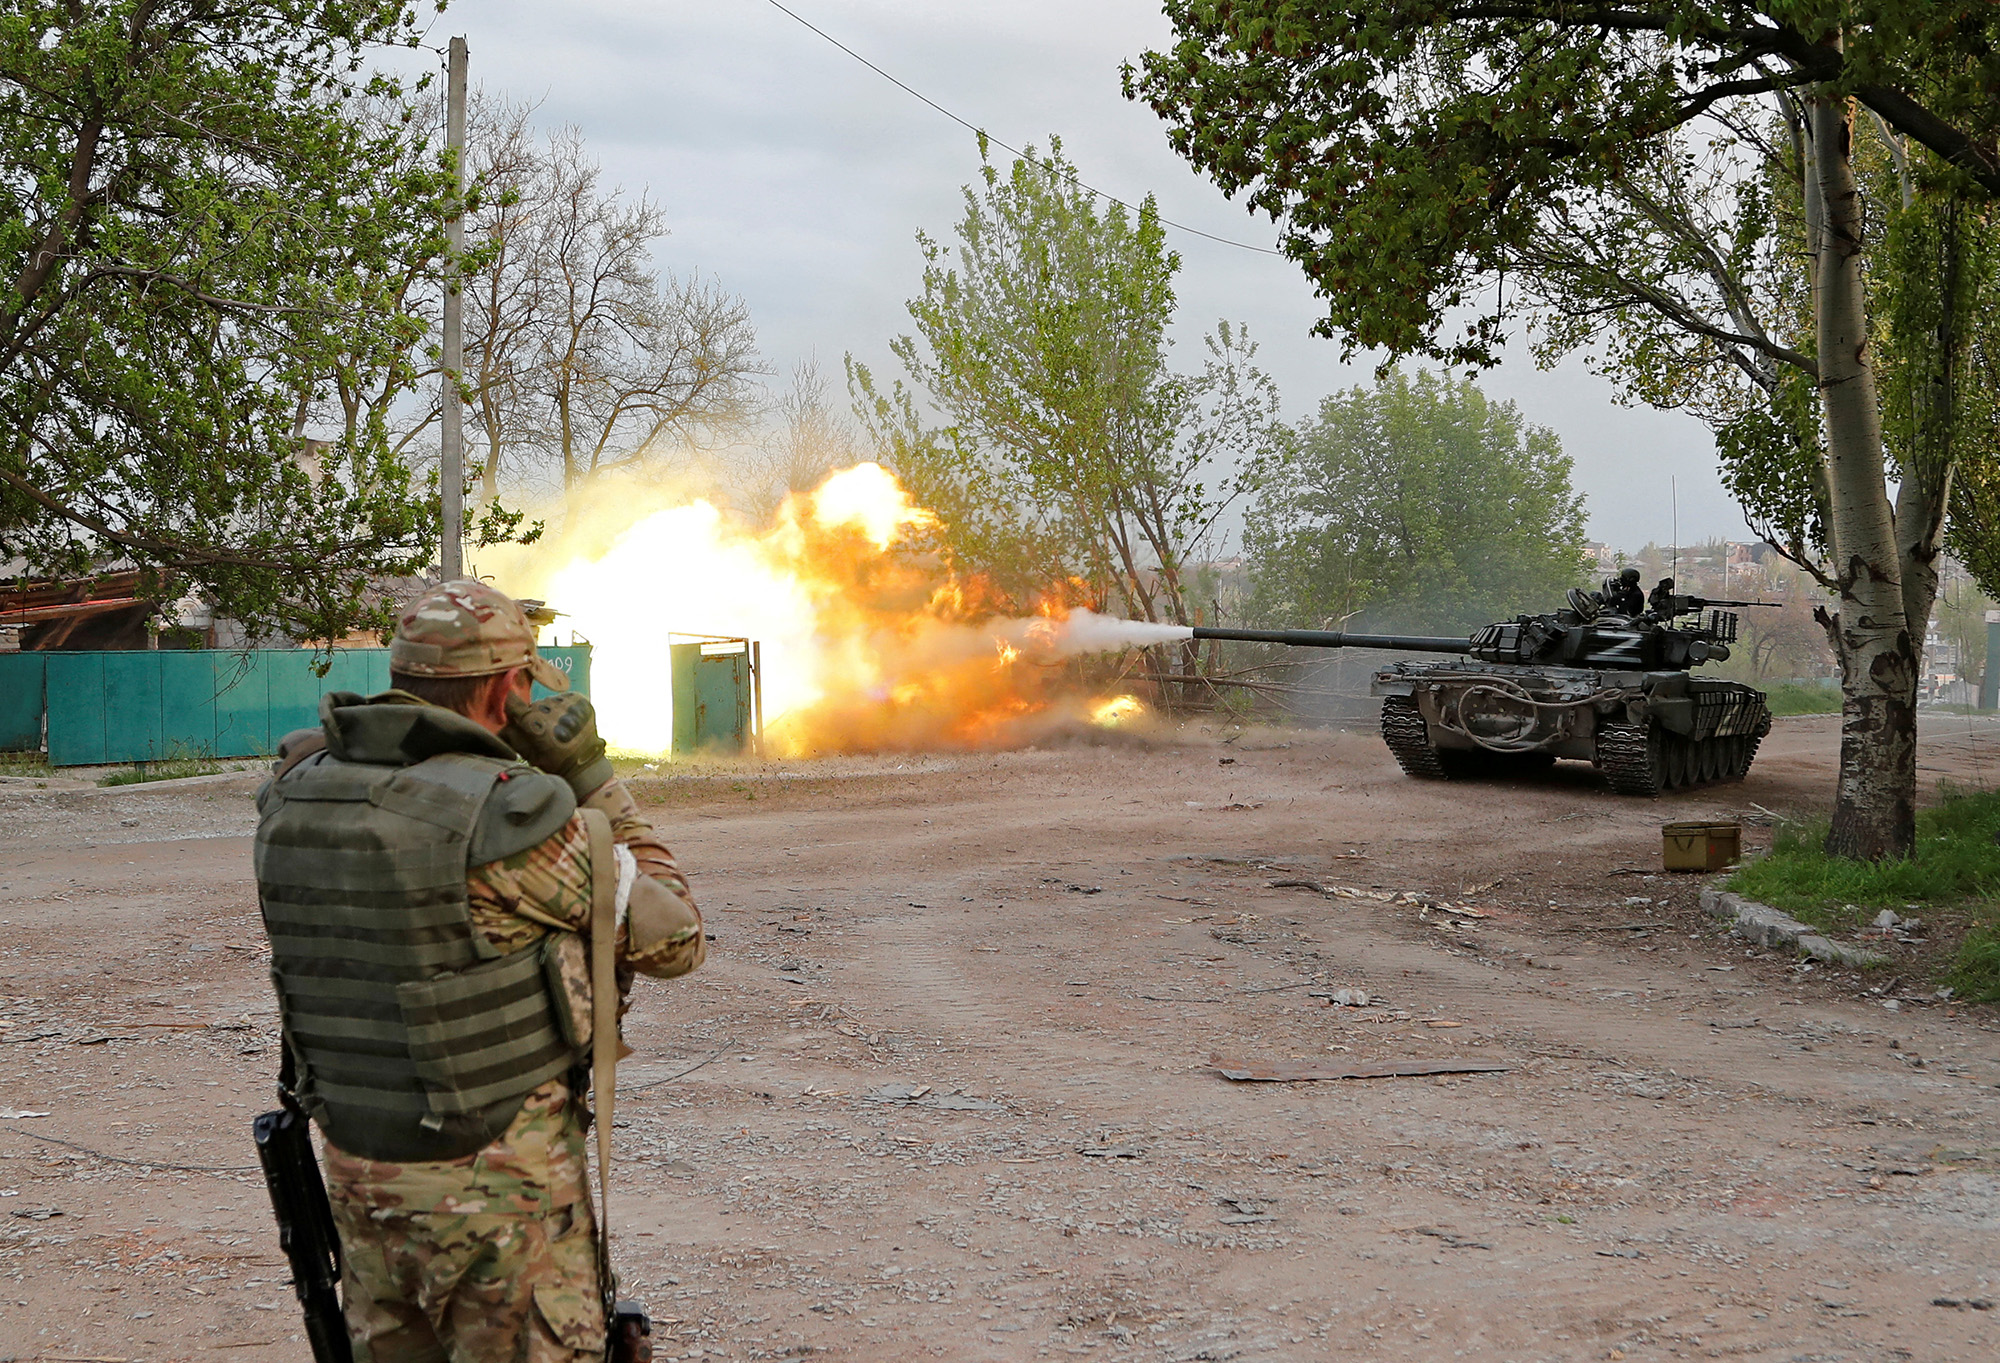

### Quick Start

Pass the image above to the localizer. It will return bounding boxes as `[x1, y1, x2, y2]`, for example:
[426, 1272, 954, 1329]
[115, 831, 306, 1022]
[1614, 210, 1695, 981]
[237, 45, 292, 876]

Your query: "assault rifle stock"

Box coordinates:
[253, 1106, 353, 1363]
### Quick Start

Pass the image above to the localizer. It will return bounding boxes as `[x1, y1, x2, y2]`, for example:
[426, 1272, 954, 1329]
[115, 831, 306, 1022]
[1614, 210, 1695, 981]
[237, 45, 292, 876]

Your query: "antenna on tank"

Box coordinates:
[1670, 477, 1679, 583]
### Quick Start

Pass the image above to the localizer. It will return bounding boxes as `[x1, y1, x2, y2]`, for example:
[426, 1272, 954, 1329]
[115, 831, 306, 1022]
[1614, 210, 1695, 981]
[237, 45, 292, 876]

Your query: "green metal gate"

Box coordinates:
[669, 636, 762, 756]
[0, 645, 589, 765]
[0, 652, 44, 751]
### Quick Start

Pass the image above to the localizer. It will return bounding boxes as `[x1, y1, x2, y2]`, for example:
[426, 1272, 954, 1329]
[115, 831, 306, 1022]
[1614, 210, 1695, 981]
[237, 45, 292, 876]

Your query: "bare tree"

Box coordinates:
[375, 101, 763, 503]
[528, 130, 761, 492]
[735, 358, 860, 522]
[464, 96, 558, 504]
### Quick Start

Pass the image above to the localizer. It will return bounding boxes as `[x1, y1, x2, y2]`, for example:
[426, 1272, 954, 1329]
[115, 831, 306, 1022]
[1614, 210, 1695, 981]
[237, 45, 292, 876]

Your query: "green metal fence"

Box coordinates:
[0, 645, 589, 766]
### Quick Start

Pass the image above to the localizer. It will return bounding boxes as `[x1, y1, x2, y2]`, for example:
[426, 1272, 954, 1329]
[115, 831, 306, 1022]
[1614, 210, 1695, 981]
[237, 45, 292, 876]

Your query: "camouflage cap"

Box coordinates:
[390, 579, 569, 692]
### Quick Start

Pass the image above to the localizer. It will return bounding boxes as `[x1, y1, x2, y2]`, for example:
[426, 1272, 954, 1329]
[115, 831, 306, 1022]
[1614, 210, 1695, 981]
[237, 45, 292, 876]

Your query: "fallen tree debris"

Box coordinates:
[1211, 1054, 1511, 1082]
[1274, 880, 1493, 918]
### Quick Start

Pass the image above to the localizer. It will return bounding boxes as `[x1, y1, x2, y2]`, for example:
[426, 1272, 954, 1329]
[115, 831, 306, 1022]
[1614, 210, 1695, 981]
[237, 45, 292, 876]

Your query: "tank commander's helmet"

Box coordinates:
[1618, 567, 1641, 587]
[390, 579, 570, 692]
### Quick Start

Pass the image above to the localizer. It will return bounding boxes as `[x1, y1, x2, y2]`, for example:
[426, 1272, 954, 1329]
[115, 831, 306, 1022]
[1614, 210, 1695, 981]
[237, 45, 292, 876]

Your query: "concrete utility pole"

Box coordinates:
[439, 35, 468, 580]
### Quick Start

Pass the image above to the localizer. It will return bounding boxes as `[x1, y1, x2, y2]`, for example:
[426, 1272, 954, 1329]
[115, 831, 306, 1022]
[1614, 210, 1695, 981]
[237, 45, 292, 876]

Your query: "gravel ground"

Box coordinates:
[2, 713, 1997, 1362]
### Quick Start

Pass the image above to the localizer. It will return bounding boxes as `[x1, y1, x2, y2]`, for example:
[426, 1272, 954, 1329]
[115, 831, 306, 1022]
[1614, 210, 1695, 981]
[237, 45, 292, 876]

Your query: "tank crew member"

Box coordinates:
[1603, 567, 1646, 616]
[254, 579, 704, 1360]
[1649, 576, 1679, 617]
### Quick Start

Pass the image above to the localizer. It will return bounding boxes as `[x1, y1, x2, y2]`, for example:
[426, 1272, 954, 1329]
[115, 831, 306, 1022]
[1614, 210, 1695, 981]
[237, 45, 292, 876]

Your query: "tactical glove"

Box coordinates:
[502, 692, 614, 800]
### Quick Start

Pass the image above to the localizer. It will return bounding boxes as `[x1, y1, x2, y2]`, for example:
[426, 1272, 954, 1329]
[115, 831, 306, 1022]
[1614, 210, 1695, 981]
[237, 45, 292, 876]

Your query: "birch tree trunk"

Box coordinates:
[1810, 86, 1918, 860]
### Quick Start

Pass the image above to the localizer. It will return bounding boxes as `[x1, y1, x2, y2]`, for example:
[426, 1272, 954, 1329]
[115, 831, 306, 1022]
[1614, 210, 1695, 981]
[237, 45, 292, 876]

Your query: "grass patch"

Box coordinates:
[0, 750, 51, 779]
[1728, 784, 2000, 999]
[1948, 927, 2000, 1002]
[1762, 682, 1841, 717]
[98, 752, 225, 786]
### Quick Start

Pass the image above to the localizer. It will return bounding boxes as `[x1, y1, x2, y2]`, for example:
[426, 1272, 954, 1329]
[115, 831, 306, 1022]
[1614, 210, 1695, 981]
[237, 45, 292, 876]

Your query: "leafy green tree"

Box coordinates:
[0, 2, 473, 643]
[851, 138, 1283, 624]
[1245, 370, 1586, 635]
[1128, 2, 2000, 859]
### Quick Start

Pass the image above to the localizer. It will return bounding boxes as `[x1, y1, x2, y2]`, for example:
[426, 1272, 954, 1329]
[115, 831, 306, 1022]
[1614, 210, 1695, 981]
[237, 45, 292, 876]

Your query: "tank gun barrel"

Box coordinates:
[1680, 597, 1778, 610]
[1190, 625, 1474, 655]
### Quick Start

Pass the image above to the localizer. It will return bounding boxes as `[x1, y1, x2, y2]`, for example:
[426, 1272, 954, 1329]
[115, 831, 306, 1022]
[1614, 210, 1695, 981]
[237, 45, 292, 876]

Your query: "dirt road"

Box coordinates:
[3, 714, 1998, 1362]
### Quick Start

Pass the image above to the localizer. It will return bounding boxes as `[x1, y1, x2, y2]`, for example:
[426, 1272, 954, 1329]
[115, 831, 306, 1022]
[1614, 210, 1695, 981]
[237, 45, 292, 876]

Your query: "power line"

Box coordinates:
[760, 0, 1286, 258]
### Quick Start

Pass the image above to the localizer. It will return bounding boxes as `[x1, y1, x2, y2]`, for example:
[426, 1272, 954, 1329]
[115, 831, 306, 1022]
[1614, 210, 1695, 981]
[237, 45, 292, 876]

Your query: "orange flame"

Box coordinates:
[490, 464, 1157, 756]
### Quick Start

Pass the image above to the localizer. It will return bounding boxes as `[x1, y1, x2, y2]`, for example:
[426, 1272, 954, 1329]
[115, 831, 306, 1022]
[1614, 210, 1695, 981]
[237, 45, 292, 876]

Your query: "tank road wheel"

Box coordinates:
[1697, 738, 1723, 784]
[1379, 696, 1450, 780]
[1596, 720, 1663, 796]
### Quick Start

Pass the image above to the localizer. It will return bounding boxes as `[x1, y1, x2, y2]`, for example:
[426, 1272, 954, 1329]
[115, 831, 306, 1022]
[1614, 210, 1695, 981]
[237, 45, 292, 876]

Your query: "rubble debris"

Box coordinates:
[860, 1083, 1004, 1112]
[1211, 1054, 1510, 1082]
[1078, 1144, 1143, 1158]
[0, 1108, 51, 1119]
[1217, 1194, 1274, 1220]
[929, 1093, 1005, 1112]
[1867, 908, 1924, 941]
[1413, 1226, 1491, 1249]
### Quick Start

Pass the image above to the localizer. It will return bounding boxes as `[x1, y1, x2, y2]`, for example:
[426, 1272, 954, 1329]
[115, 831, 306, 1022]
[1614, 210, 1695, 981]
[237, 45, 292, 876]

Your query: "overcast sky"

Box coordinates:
[406, 0, 1752, 551]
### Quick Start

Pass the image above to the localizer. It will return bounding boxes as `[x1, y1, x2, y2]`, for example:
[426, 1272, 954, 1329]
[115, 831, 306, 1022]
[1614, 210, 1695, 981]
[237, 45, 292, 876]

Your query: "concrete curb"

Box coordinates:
[1699, 888, 1887, 968]
[0, 769, 266, 810]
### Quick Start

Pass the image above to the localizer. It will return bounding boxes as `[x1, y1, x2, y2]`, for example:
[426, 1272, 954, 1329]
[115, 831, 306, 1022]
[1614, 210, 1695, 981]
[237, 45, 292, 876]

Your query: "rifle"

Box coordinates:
[611, 1298, 654, 1362]
[253, 1102, 353, 1363]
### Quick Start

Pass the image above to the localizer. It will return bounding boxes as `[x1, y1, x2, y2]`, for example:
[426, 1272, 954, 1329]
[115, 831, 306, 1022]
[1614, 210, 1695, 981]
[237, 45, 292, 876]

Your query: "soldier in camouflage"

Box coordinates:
[254, 579, 704, 1361]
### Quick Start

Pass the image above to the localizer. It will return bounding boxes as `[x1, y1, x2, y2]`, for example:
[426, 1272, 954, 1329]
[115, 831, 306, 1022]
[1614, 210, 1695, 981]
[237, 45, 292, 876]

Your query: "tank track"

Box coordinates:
[1597, 722, 1765, 795]
[1379, 695, 1450, 779]
[1728, 732, 1763, 781]
[1596, 720, 1662, 795]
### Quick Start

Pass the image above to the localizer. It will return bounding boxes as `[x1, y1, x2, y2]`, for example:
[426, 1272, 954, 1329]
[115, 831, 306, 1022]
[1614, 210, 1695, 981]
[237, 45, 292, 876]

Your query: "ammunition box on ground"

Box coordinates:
[1662, 820, 1742, 872]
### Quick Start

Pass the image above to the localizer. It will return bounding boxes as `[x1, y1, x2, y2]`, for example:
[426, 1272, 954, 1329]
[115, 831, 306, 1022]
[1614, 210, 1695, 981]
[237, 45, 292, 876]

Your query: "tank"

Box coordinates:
[1190, 588, 1774, 795]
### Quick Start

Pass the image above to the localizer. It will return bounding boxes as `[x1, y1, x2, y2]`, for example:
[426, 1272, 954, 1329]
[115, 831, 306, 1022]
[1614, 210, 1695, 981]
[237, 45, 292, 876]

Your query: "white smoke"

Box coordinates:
[1000, 608, 1194, 659]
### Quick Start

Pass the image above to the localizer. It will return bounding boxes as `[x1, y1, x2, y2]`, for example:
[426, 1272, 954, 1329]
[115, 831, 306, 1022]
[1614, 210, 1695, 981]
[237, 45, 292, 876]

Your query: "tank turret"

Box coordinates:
[1190, 590, 1774, 795]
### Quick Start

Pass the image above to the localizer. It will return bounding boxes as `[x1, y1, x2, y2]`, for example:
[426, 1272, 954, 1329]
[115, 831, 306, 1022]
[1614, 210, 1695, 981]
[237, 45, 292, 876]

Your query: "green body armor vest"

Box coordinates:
[254, 694, 582, 1163]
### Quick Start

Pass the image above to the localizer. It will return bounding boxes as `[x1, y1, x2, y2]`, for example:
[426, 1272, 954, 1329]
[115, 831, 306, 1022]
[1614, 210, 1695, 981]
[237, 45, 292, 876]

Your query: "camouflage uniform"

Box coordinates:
[265, 581, 703, 1363]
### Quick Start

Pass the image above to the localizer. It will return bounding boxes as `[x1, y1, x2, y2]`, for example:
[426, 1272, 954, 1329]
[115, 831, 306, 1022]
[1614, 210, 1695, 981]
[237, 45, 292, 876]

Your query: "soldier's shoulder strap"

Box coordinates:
[371, 750, 574, 868]
[466, 762, 576, 866]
